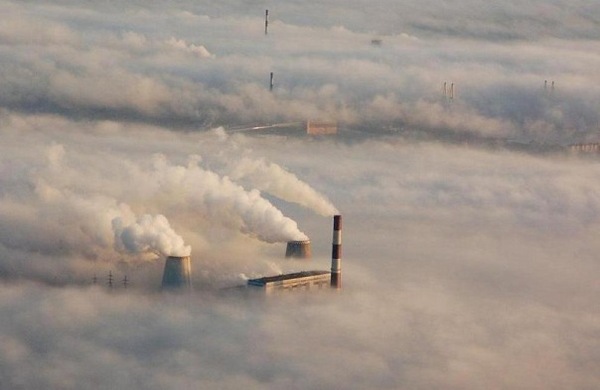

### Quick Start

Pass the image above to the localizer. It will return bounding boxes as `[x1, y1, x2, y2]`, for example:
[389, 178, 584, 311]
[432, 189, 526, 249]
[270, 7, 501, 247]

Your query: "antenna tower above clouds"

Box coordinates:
[265, 10, 269, 35]
[443, 81, 455, 102]
[544, 80, 555, 96]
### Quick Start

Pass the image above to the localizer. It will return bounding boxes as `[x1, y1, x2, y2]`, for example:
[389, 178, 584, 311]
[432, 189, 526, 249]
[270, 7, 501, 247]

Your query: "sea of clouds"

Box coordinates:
[1, 1, 599, 389]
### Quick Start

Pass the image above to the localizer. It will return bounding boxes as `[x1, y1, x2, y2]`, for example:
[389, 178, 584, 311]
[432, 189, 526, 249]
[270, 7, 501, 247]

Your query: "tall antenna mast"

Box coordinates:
[122, 275, 129, 289]
[450, 83, 455, 100]
[443, 82, 447, 100]
[107, 270, 113, 289]
[265, 10, 269, 35]
[269, 72, 274, 91]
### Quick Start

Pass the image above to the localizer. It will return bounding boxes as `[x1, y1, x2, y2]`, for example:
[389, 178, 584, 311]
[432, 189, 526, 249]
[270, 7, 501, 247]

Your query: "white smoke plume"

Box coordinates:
[150, 155, 308, 243]
[194, 128, 338, 216]
[229, 157, 339, 216]
[113, 214, 191, 257]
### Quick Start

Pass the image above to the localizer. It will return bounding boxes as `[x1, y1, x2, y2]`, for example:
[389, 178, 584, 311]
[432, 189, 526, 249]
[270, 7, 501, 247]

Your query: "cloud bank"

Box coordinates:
[2, 0, 600, 143]
[1, 113, 599, 389]
[0, 1, 599, 389]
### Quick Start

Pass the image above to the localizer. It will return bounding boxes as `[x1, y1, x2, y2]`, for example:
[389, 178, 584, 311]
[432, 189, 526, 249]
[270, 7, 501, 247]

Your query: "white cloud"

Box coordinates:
[166, 37, 214, 58]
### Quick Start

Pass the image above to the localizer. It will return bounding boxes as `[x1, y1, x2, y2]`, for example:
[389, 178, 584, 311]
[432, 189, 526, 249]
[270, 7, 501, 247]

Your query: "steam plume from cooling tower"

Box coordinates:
[112, 214, 191, 257]
[203, 129, 337, 216]
[229, 157, 339, 216]
[152, 155, 307, 243]
[233, 186, 309, 242]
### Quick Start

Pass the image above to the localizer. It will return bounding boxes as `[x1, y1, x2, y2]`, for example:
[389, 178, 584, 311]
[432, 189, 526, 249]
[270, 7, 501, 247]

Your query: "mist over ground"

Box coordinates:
[1, 1, 599, 389]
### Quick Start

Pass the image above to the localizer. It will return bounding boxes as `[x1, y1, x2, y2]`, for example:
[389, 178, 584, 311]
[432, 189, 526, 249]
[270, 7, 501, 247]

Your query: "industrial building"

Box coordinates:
[569, 143, 600, 153]
[160, 216, 343, 294]
[247, 271, 330, 293]
[306, 120, 338, 135]
[247, 215, 343, 293]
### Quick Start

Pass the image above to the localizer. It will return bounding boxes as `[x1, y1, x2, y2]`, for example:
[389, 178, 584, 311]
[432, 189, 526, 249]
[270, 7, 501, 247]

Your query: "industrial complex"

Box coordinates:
[569, 143, 600, 153]
[158, 215, 343, 294]
[247, 214, 342, 293]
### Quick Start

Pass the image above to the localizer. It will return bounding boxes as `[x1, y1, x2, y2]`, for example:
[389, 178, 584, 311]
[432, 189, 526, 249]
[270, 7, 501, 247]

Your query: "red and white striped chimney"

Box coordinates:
[331, 215, 342, 288]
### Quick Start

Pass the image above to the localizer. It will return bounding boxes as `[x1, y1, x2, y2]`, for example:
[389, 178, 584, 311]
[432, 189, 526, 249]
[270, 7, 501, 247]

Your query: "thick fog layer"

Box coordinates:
[1, 1, 599, 389]
[3, 0, 600, 143]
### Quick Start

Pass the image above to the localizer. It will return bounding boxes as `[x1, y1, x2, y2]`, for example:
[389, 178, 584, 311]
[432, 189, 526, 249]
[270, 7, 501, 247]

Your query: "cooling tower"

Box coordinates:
[285, 240, 312, 259]
[161, 255, 192, 291]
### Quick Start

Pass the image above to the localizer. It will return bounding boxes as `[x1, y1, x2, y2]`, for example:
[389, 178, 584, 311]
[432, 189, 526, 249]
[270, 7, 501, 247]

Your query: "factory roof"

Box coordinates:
[247, 270, 329, 286]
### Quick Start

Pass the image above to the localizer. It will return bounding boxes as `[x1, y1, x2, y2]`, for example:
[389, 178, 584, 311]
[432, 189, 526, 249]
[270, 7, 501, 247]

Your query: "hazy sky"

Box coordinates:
[1, 1, 599, 389]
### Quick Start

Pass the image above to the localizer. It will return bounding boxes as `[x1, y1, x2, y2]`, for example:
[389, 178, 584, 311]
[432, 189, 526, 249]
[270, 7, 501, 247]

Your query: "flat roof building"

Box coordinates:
[306, 120, 338, 135]
[569, 143, 600, 153]
[247, 270, 330, 293]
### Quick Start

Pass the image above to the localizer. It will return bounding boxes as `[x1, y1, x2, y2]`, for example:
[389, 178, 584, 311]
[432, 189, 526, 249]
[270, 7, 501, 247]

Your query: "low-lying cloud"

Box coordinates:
[1, 1, 599, 389]
[1, 112, 599, 389]
[2, 1, 600, 143]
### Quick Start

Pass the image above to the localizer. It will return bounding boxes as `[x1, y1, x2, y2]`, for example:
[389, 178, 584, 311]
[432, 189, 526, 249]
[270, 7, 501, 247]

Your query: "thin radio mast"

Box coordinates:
[265, 10, 269, 35]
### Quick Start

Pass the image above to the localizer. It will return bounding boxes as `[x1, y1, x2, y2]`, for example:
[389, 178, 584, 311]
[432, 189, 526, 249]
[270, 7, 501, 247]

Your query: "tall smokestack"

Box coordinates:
[269, 72, 274, 91]
[331, 215, 342, 289]
[161, 255, 192, 291]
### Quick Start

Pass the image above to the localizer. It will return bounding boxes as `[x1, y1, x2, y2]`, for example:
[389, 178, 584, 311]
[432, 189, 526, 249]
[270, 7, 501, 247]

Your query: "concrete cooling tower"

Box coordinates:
[285, 240, 312, 259]
[161, 256, 192, 291]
